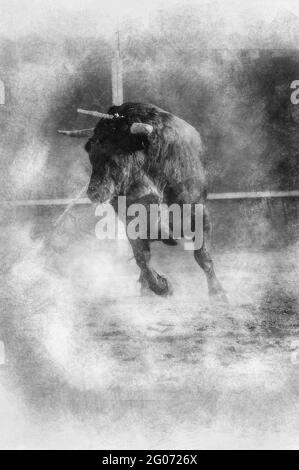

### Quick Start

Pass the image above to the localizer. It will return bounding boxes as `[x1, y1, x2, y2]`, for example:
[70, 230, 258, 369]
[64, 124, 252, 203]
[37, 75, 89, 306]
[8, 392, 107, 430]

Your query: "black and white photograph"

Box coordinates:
[0, 0, 298, 451]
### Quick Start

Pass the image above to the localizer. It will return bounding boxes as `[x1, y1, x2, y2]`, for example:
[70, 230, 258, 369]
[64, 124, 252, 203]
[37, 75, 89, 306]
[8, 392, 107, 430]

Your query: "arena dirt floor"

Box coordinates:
[0, 214, 299, 449]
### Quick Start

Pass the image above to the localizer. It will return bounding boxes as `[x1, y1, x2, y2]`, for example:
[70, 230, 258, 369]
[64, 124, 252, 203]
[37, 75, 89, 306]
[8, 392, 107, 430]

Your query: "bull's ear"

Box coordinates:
[130, 123, 153, 136]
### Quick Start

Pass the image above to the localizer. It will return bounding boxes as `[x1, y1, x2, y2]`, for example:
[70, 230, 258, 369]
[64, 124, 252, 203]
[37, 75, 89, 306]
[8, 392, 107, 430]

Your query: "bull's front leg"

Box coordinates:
[128, 238, 170, 296]
[124, 191, 171, 296]
[116, 175, 171, 296]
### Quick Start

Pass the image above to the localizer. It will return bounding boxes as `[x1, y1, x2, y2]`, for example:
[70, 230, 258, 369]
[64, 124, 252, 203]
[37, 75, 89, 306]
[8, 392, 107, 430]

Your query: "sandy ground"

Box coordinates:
[0, 217, 299, 449]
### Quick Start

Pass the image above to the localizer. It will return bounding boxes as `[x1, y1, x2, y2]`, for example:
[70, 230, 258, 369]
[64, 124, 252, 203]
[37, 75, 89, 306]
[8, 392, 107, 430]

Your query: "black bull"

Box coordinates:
[64, 102, 226, 300]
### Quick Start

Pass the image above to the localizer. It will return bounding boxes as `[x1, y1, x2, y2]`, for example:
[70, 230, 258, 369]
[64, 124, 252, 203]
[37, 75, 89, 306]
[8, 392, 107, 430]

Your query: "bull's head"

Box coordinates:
[58, 109, 153, 204]
[86, 117, 153, 203]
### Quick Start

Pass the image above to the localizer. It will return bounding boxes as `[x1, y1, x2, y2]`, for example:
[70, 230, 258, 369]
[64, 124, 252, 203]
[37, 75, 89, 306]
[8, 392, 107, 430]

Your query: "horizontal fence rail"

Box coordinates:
[0, 197, 91, 207]
[207, 190, 299, 200]
[0, 190, 299, 207]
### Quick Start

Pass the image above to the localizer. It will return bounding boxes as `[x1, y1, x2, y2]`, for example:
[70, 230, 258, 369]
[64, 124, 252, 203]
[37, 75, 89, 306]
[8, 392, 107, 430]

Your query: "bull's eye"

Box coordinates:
[120, 123, 129, 132]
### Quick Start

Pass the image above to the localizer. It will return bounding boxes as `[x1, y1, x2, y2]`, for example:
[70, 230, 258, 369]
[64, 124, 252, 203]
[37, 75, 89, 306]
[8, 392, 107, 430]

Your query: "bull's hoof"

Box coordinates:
[139, 271, 172, 296]
[209, 287, 229, 305]
[151, 273, 172, 296]
[162, 238, 178, 246]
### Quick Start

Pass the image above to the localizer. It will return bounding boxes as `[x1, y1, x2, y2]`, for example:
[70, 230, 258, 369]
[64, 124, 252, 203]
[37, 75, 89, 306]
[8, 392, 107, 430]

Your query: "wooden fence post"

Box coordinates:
[111, 31, 123, 106]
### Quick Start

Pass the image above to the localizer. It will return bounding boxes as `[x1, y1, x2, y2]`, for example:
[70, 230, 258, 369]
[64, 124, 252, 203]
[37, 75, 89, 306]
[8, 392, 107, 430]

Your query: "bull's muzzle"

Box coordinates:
[87, 179, 116, 204]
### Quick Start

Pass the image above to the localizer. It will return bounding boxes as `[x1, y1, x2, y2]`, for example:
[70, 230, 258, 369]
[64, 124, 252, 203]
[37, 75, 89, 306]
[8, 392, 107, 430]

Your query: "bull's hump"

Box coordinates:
[107, 101, 203, 154]
[163, 114, 203, 153]
[109, 102, 199, 132]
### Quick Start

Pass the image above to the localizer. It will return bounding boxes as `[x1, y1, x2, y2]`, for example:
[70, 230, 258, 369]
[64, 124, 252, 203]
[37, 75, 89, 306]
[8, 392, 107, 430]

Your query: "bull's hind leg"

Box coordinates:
[128, 238, 170, 296]
[194, 207, 228, 302]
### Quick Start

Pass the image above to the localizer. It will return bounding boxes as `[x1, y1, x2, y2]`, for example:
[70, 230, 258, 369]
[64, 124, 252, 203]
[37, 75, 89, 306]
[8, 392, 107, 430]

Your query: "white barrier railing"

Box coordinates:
[0, 190, 299, 206]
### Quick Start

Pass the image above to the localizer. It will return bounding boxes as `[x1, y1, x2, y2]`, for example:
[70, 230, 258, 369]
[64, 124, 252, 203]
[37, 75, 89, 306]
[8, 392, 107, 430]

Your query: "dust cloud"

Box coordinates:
[0, 215, 298, 448]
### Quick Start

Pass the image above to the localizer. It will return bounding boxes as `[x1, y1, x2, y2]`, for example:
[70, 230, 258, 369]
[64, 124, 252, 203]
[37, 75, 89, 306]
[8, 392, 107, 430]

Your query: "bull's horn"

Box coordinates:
[77, 108, 114, 119]
[57, 128, 94, 137]
[130, 123, 153, 135]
